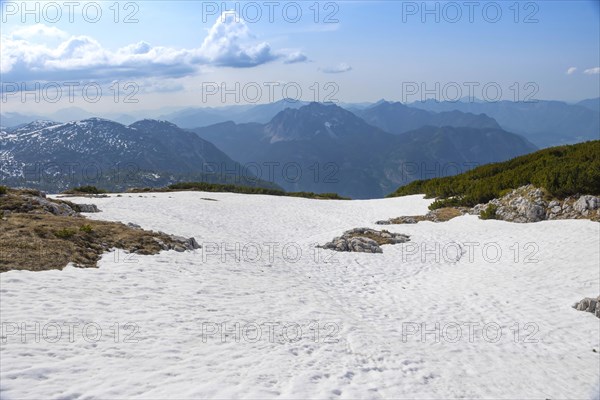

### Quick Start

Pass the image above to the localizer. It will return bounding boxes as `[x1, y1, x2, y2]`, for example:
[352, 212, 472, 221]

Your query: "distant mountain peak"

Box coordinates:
[264, 102, 383, 143]
[129, 119, 180, 130]
[22, 120, 60, 129]
[277, 97, 303, 104]
[6, 120, 62, 136]
[272, 102, 354, 122]
[86, 117, 110, 121]
[373, 99, 389, 106]
[356, 100, 502, 134]
[304, 101, 336, 109]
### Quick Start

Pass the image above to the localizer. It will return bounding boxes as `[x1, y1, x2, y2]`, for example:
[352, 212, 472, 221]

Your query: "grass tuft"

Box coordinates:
[54, 228, 76, 239]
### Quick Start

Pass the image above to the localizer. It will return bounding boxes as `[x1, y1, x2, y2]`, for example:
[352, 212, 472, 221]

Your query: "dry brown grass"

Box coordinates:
[431, 207, 464, 221]
[0, 213, 183, 272]
[388, 207, 465, 224]
[388, 215, 428, 224]
[0, 188, 192, 272]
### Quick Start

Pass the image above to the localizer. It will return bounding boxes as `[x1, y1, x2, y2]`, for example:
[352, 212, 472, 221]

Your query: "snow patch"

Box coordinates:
[1, 192, 599, 398]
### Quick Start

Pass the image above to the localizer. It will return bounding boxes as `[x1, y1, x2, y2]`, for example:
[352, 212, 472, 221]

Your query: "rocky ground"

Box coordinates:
[573, 296, 600, 318]
[1, 188, 101, 216]
[472, 185, 600, 223]
[318, 228, 410, 253]
[0, 188, 200, 272]
[380, 185, 599, 225]
[376, 207, 468, 225]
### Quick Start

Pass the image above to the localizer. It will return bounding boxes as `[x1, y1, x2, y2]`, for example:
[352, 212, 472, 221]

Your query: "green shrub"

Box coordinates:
[164, 182, 349, 199]
[54, 228, 76, 239]
[288, 191, 350, 200]
[480, 204, 498, 220]
[79, 224, 94, 233]
[0, 185, 7, 195]
[65, 186, 107, 194]
[388, 141, 600, 209]
[429, 197, 465, 210]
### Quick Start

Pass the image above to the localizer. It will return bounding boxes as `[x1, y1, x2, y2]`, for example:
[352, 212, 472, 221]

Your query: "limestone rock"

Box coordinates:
[319, 228, 409, 253]
[574, 195, 599, 213]
[573, 296, 600, 318]
[25, 196, 78, 216]
[472, 185, 600, 223]
[77, 204, 100, 213]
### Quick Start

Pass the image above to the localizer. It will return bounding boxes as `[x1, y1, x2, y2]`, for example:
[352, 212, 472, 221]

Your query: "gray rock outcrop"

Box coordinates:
[153, 235, 201, 252]
[319, 228, 410, 253]
[573, 296, 600, 318]
[76, 204, 100, 213]
[473, 185, 600, 223]
[573, 195, 600, 215]
[25, 195, 79, 216]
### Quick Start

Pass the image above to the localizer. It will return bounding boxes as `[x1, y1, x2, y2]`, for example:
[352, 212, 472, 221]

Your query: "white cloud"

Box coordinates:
[0, 14, 306, 83]
[197, 12, 278, 67]
[283, 51, 309, 64]
[118, 41, 153, 55]
[583, 67, 600, 75]
[10, 23, 69, 40]
[321, 63, 352, 74]
[566, 67, 577, 75]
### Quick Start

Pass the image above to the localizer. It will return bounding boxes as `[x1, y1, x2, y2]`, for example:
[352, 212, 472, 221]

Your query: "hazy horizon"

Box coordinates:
[1, 0, 599, 115]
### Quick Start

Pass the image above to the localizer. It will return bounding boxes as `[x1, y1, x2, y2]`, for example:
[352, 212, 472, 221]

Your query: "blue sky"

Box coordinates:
[1, 0, 599, 114]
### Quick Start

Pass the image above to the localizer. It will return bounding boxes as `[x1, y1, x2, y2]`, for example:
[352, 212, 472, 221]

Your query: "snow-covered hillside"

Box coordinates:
[0, 119, 273, 192]
[1, 192, 599, 399]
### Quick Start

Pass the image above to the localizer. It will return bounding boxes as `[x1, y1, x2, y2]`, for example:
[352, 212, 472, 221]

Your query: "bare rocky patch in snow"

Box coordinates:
[318, 228, 410, 253]
[472, 185, 600, 223]
[381, 186, 600, 225]
[573, 296, 600, 318]
[376, 207, 468, 225]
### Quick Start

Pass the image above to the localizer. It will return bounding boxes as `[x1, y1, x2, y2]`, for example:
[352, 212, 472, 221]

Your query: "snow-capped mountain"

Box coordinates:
[0, 118, 278, 192]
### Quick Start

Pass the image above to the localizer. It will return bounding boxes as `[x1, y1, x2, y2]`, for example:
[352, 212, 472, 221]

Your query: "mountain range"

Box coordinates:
[1, 101, 568, 197]
[0, 118, 278, 192]
[354, 101, 501, 134]
[409, 99, 600, 147]
[160, 99, 310, 128]
[3, 97, 598, 149]
[194, 103, 537, 198]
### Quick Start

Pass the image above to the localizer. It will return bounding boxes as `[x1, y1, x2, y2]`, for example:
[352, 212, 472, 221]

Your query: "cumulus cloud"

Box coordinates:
[0, 32, 197, 82]
[583, 67, 600, 75]
[283, 51, 309, 64]
[566, 67, 577, 75]
[196, 13, 295, 68]
[321, 63, 352, 74]
[118, 41, 153, 55]
[0, 13, 306, 83]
